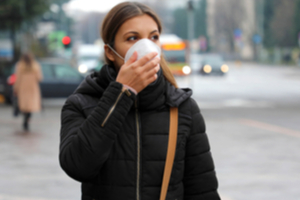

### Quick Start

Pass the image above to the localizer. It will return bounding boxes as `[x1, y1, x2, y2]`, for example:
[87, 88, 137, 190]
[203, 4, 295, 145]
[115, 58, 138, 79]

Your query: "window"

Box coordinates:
[54, 64, 82, 80]
[41, 64, 55, 79]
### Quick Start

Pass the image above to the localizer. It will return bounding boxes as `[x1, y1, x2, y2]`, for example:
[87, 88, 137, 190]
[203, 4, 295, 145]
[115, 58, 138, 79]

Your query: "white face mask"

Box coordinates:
[107, 38, 161, 63]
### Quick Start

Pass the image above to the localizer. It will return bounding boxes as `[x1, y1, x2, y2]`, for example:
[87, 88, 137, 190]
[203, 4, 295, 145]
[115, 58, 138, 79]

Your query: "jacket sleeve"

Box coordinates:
[59, 81, 135, 182]
[183, 98, 220, 200]
[35, 62, 43, 82]
[13, 62, 21, 94]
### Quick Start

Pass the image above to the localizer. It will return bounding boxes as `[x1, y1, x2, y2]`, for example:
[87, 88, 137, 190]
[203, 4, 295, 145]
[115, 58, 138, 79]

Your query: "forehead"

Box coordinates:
[117, 14, 158, 34]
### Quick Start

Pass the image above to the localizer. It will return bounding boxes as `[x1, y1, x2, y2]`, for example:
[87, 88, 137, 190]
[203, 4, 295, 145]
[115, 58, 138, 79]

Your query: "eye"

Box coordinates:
[127, 36, 137, 41]
[151, 34, 159, 41]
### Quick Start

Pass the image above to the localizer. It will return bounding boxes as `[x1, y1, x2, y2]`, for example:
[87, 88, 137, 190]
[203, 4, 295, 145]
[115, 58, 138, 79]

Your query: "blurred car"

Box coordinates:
[198, 54, 229, 75]
[38, 58, 85, 98]
[0, 58, 84, 104]
[75, 44, 104, 75]
[0, 61, 15, 104]
[78, 59, 104, 75]
[0, 76, 9, 103]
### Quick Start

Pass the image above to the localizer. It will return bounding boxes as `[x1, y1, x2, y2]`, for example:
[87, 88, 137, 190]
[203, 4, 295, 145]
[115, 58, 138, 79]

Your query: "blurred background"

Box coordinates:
[0, 0, 300, 200]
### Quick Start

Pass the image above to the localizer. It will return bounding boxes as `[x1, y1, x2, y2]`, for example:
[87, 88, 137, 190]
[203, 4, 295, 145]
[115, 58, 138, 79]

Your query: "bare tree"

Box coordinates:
[214, 0, 246, 52]
[137, 0, 172, 32]
[77, 12, 106, 44]
[270, 0, 296, 47]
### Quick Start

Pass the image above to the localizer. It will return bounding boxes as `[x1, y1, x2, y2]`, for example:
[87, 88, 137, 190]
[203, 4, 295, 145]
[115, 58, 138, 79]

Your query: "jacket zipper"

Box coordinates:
[135, 99, 141, 200]
[101, 88, 131, 127]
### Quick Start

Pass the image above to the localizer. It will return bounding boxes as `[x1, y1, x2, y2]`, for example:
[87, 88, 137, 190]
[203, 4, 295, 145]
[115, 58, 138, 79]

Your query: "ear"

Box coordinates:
[104, 45, 115, 62]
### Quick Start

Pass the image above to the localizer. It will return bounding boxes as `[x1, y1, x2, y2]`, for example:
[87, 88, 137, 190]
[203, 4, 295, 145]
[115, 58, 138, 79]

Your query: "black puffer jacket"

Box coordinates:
[59, 65, 220, 200]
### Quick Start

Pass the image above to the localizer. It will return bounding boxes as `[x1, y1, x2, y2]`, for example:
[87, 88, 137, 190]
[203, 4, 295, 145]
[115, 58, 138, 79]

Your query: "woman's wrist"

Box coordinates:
[122, 84, 137, 95]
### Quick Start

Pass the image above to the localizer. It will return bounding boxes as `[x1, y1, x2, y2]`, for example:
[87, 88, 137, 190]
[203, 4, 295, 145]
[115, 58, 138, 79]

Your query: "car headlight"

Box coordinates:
[221, 64, 229, 73]
[203, 65, 212, 73]
[78, 64, 88, 73]
[182, 65, 191, 75]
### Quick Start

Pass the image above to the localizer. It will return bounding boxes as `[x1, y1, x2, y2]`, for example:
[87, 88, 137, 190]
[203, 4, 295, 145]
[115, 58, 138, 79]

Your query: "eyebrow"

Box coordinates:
[124, 30, 159, 36]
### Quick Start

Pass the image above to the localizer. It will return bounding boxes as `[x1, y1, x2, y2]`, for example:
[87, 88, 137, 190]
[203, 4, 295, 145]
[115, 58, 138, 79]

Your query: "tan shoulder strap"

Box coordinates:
[160, 107, 178, 200]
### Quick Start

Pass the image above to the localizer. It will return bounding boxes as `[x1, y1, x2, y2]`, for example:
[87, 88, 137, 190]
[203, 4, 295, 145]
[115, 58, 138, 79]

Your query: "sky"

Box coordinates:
[66, 0, 185, 13]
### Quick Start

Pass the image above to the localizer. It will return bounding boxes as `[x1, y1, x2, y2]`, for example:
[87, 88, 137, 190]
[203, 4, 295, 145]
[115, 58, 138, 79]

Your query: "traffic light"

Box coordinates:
[62, 36, 71, 48]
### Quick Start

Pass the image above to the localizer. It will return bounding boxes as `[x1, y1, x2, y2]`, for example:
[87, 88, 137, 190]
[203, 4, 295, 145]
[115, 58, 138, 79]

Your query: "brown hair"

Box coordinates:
[101, 1, 178, 88]
[20, 53, 34, 67]
[19, 52, 36, 72]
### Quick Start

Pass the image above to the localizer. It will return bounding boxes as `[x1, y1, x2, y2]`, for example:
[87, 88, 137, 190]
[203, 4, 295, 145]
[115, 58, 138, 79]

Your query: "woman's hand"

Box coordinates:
[116, 51, 160, 93]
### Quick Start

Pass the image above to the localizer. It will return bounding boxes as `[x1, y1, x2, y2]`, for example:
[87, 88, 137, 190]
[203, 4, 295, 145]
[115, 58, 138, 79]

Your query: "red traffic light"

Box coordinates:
[62, 36, 71, 45]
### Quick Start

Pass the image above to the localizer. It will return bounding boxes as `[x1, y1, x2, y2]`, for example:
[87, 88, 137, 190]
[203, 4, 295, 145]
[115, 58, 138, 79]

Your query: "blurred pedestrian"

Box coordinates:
[59, 2, 220, 200]
[13, 52, 43, 131]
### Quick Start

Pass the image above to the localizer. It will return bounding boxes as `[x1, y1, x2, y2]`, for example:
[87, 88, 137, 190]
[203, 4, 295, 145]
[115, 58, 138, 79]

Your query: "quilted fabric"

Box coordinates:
[59, 65, 220, 200]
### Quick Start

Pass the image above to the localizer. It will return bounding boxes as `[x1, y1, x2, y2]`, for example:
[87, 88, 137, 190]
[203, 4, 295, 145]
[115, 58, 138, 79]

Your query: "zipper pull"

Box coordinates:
[124, 89, 131, 96]
[122, 86, 131, 97]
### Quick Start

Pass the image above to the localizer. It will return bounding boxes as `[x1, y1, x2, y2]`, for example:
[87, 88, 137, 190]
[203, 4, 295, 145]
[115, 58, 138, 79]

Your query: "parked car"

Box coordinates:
[75, 44, 104, 75]
[0, 58, 84, 104]
[39, 58, 85, 98]
[198, 54, 229, 75]
[78, 59, 104, 75]
[0, 61, 15, 104]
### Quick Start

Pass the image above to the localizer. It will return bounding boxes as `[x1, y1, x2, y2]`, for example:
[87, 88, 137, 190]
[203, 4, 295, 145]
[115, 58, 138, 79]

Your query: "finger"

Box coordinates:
[145, 65, 159, 79]
[125, 51, 138, 66]
[136, 52, 158, 67]
[154, 64, 160, 72]
[142, 56, 160, 72]
[146, 64, 160, 74]
[144, 73, 158, 86]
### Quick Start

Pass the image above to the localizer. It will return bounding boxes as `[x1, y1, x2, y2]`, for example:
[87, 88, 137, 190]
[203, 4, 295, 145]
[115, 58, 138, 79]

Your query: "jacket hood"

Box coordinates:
[74, 72, 104, 97]
[74, 64, 192, 109]
[165, 82, 193, 107]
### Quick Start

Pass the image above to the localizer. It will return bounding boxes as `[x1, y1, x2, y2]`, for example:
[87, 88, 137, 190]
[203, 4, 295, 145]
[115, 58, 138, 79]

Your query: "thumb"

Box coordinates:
[125, 51, 138, 65]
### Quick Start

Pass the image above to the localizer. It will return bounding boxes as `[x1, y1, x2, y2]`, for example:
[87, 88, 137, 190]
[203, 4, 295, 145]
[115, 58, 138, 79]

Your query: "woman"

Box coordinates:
[59, 2, 220, 200]
[14, 53, 43, 131]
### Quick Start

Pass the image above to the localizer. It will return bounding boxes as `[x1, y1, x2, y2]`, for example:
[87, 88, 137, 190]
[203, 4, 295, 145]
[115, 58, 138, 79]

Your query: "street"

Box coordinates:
[0, 62, 300, 200]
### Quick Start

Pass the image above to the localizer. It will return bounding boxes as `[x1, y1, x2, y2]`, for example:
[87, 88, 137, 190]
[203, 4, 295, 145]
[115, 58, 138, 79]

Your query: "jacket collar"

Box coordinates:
[75, 64, 193, 110]
[96, 64, 166, 111]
